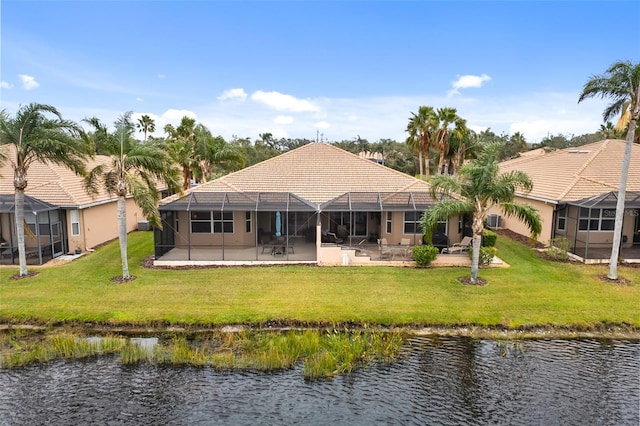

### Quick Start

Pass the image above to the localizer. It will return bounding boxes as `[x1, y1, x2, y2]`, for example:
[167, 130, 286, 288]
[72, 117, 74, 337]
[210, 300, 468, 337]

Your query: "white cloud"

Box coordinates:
[448, 73, 491, 96]
[157, 74, 166, 79]
[0, 81, 13, 89]
[136, 97, 144, 102]
[251, 90, 319, 112]
[273, 115, 294, 124]
[161, 109, 198, 121]
[18, 74, 40, 90]
[218, 88, 247, 101]
[315, 121, 330, 129]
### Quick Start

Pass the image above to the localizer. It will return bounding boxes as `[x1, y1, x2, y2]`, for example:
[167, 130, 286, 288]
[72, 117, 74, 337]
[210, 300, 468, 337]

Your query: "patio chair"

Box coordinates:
[378, 238, 392, 259]
[400, 238, 412, 257]
[443, 236, 472, 254]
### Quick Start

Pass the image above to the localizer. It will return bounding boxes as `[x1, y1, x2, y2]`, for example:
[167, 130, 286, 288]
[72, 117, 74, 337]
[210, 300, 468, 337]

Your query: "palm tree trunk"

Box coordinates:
[14, 189, 28, 276]
[418, 152, 424, 179]
[117, 196, 130, 280]
[470, 212, 484, 284]
[608, 117, 637, 279]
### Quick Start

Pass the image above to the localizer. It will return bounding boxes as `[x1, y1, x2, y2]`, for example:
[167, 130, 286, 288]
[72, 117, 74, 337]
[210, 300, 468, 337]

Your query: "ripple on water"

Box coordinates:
[0, 338, 638, 426]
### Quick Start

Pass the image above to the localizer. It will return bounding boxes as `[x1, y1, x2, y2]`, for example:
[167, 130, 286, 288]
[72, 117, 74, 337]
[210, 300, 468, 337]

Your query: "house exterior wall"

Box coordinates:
[174, 211, 256, 247]
[558, 205, 638, 250]
[488, 197, 555, 244]
[68, 198, 146, 252]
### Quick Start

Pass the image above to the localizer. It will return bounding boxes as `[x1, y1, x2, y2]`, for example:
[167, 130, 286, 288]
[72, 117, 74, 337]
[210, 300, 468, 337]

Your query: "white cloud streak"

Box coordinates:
[18, 74, 40, 90]
[218, 88, 247, 101]
[251, 90, 320, 112]
[448, 73, 491, 96]
[0, 81, 13, 89]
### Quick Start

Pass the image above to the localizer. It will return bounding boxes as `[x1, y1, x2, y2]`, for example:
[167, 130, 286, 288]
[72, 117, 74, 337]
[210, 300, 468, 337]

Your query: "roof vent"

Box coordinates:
[568, 149, 590, 154]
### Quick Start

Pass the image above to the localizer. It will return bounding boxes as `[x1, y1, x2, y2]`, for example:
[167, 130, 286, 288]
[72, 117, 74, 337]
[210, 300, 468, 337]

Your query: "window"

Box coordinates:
[403, 211, 421, 234]
[70, 210, 80, 236]
[436, 219, 448, 236]
[213, 211, 234, 233]
[328, 212, 367, 236]
[191, 211, 212, 233]
[191, 211, 234, 233]
[245, 211, 251, 233]
[556, 207, 566, 231]
[578, 208, 615, 231]
[386, 212, 392, 234]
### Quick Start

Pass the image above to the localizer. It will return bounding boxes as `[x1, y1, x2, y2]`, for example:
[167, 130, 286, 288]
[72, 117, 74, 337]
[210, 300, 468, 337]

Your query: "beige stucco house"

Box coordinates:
[0, 153, 158, 265]
[495, 139, 640, 263]
[154, 143, 464, 266]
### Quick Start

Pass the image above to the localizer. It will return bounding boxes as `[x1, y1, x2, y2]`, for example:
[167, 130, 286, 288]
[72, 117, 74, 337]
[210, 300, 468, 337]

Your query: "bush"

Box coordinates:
[482, 229, 498, 247]
[547, 236, 571, 261]
[469, 246, 497, 265]
[412, 245, 440, 267]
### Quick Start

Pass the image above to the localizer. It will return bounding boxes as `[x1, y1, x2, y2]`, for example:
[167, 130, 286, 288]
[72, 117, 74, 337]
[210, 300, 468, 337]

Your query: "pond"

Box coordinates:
[0, 336, 638, 425]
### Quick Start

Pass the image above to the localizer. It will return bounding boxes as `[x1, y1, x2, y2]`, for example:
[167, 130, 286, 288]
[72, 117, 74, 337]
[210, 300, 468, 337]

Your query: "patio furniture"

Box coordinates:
[378, 238, 392, 259]
[442, 236, 472, 254]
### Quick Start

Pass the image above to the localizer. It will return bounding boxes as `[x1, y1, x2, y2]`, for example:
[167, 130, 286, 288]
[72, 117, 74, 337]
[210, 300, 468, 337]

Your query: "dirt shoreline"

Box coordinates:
[1, 322, 638, 340]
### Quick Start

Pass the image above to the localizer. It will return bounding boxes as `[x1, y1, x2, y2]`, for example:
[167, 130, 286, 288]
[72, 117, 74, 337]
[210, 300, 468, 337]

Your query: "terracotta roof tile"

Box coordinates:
[499, 139, 640, 202]
[167, 143, 431, 205]
[1, 146, 121, 207]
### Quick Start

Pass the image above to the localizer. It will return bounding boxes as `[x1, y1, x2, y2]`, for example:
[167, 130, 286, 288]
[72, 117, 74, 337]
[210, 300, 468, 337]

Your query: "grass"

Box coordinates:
[1, 231, 639, 329]
[0, 328, 403, 379]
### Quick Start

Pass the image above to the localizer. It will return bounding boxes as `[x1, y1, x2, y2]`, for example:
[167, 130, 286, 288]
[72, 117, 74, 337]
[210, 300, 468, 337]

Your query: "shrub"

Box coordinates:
[547, 236, 571, 261]
[469, 246, 497, 265]
[482, 229, 498, 247]
[412, 245, 440, 267]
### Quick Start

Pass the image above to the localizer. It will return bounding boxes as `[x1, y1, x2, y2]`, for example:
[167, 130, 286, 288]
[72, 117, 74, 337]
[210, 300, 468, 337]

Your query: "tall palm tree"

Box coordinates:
[422, 143, 541, 284]
[191, 124, 245, 182]
[164, 116, 198, 190]
[406, 106, 436, 178]
[165, 118, 245, 189]
[136, 114, 156, 142]
[449, 128, 478, 175]
[579, 60, 640, 280]
[83, 113, 181, 280]
[434, 107, 467, 175]
[0, 103, 88, 276]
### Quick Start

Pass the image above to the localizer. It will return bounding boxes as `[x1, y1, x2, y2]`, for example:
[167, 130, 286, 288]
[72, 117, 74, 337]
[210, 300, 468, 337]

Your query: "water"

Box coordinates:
[0, 337, 638, 425]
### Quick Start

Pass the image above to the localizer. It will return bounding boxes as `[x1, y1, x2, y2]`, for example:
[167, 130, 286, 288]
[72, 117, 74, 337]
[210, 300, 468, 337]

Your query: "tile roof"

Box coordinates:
[0, 146, 119, 207]
[163, 142, 431, 206]
[499, 139, 640, 202]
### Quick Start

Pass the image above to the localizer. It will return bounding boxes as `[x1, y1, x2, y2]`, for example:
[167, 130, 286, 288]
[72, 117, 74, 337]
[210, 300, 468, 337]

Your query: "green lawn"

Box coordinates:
[1, 232, 639, 329]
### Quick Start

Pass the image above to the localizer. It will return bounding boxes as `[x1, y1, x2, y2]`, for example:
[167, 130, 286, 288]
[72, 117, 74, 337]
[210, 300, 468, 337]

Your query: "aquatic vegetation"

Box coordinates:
[0, 328, 403, 379]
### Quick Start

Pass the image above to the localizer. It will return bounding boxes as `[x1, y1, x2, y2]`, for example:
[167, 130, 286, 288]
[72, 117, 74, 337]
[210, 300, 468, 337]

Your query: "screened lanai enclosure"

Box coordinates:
[153, 191, 441, 264]
[0, 194, 68, 265]
[552, 191, 640, 263]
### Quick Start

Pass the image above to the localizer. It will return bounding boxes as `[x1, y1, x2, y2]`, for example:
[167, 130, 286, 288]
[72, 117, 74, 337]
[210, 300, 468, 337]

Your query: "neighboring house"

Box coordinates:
[494, 139, 640, 263]
[154, 143, 462, 266]
[0, 152, 161, 265]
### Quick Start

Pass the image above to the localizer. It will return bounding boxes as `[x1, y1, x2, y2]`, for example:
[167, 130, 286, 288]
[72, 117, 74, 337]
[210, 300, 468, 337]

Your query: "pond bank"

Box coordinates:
[2, 321, 638, 340]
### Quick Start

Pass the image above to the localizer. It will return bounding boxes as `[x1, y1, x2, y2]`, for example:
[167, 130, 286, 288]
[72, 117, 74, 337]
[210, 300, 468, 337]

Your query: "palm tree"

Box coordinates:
[192, 124, 245, 183]
[83, 113, 181, 280]
[0, 103, 88, 276]
[136, 114, 156, 142]
[406, 106, 436, 178]
[164, 116, 198, 190]
[579, 60, 640, 280]
[433, 107, 467, 175]
[598, 122, 619, 139]
[422, 143, 541, 284]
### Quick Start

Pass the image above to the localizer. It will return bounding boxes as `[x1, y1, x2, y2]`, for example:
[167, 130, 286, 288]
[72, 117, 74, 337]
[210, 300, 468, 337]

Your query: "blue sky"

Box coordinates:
[2, 1, 638, 143]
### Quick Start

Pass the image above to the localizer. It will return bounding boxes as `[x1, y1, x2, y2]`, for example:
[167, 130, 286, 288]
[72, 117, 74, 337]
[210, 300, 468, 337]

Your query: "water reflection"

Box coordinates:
[0, 337, 637, 425]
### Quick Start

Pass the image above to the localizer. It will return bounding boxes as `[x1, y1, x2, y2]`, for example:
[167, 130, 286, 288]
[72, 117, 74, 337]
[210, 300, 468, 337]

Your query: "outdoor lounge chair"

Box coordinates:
[442, 236, 472, 254]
